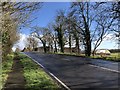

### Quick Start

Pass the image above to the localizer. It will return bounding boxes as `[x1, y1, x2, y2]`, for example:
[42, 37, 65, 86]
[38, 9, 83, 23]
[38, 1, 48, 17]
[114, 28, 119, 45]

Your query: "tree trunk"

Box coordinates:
[85, 32, 91, 56]
[43, 42, 47, 53]
[57, 27, 64, 53]
[54, 40, 57, 53]
[92, 49, 95, 57]
[59, 33, 64, 53]
[60, 41, 64, 53]
[76, 37, 80, 54]
[69, 34, 72, 53]
[82, 13, 91, 57]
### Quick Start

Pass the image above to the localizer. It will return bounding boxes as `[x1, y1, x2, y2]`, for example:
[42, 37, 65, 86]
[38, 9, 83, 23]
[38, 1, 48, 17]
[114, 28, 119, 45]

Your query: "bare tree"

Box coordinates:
[70, 2, 93, 56]
[70, 2, 118, 57]
[47, 24, 56, 52]
[92, 16, 114, 56]
[91, 2, 117, 56]
[111, 2, 120, 45]
[26, 35, 38, 51]
[31, 26, 52, 53]
[65, 14, 81, 54]
[54, 10, 67, 53]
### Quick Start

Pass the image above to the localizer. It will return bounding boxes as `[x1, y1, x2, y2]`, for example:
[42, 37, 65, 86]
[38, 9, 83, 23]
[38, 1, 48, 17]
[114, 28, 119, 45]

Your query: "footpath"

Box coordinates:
[3, 56, 26, 90]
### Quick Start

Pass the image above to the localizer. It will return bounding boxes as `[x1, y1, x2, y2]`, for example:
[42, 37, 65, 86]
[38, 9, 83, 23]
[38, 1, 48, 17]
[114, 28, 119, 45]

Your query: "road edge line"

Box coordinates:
[89, 64, 120, 73]
[23, 53, 71, 90]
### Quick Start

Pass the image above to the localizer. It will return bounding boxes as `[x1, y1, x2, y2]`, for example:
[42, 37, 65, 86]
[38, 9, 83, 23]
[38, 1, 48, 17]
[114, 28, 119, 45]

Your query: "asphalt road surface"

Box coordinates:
[24, 52, 119, 89]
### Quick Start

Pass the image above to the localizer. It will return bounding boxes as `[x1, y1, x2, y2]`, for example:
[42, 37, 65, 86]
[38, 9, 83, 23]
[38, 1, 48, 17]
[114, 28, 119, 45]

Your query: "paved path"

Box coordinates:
[3, 56, 26, 90]
[24, 52, 119, 89]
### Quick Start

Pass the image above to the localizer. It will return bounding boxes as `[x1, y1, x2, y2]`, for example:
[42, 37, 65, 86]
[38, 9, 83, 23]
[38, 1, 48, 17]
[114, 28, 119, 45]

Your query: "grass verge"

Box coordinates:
[0, 54, 14, 89]
[19, 53, 59, 90]
[90, 53, 120, 62]
[49, 52, 120, 62]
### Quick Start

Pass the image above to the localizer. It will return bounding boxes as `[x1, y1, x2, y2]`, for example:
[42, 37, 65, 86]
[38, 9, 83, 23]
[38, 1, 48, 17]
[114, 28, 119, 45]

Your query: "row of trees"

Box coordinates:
[1, 2, 119, 58]
[0, 2, 42, 59]
[28, 2, 119, 56]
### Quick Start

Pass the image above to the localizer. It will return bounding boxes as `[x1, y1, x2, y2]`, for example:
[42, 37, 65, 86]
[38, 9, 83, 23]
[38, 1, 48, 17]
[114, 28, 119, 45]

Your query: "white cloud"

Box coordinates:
[12, 33, 43, 51]
[92, 33, 118, 50]
[93, 33, 117, 44]
[12, 33, 28, 51]
[103, 33, 117, 41]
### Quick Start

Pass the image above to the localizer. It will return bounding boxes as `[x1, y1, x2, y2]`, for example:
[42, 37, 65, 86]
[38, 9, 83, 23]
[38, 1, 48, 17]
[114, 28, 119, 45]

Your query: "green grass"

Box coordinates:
[19, 53, 59, 90]
[110, 53, 120, 58]
[90, 53, 120, 62]
[0, 54, 14, 89]
[49, 52, 120, 62]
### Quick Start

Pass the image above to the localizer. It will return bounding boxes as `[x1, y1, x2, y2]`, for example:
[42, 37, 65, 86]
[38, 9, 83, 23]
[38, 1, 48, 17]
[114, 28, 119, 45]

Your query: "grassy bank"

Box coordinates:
[19, 53, 59, 90]
[50, 52, 120, 62]
[90, 53, 120, 62]
[0, 54, 14, 89]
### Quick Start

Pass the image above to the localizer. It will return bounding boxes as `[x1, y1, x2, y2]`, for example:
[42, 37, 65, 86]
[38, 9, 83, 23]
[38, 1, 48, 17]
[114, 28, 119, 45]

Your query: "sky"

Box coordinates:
[12, 2, 118, 51]
[20, 2, 71, 35]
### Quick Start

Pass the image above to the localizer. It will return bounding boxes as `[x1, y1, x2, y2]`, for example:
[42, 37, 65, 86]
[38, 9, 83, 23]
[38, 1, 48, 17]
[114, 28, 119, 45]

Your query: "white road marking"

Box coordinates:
[23, 53, 71, 90]
[111, 63, 118, 65]
[49, 72, 71, 90]
[89, 64, 120, 73]
[62, 58, 70, 61]
[23, 52, 119, 89]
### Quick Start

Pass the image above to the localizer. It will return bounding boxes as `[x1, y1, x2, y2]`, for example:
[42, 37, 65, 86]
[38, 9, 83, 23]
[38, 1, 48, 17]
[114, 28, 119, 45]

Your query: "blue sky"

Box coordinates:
[21, 2, 71, 35]
[16, 2, 118, 50]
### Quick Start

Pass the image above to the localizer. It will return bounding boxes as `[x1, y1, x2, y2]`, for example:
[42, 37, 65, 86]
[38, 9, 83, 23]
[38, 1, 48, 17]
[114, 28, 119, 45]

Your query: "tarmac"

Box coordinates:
[24, 52, 119, 90]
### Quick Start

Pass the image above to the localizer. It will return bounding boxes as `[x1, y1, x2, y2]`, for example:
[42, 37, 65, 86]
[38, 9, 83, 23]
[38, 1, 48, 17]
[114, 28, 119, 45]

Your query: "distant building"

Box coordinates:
[21, 47, 32, 52]
[15, 48, 21, 52]
[34, 47, 44, 52]
[34, 46, 50, 53]
[64, 47, 79, 53]
[95, 49, 111, 55]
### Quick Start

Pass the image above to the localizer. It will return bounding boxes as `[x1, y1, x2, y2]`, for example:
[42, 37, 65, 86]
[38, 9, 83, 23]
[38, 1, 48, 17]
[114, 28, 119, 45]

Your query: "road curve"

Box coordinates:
[23, 52, 119, 89]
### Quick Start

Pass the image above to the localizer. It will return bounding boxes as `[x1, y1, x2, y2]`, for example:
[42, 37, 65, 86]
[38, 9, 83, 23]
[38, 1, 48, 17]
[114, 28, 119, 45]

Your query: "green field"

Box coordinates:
[52, 52, 120, 62]
[90, 53, 120, 61]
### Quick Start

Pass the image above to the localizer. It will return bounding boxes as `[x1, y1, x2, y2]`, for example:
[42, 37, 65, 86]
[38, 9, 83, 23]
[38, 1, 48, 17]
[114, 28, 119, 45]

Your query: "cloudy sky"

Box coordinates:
[12, 2, 118, 51]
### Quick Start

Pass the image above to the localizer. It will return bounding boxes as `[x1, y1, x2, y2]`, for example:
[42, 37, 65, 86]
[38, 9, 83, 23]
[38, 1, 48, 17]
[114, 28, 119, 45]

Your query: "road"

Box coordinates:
[24, 52, 119, 89]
